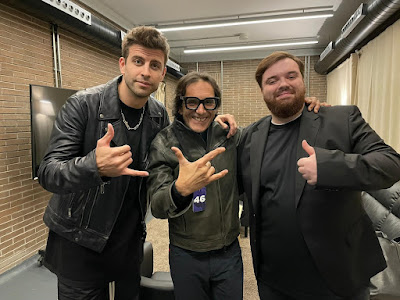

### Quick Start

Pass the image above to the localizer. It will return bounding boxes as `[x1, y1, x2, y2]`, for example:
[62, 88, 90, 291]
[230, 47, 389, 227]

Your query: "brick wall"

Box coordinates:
[59, 29, 120, 89]
[308, 56, 328, 102]
[0, 3, 121, 274]
[0, 3, 55, 274]
[164, 74, 178, 119]
[182, 56, 327, 127]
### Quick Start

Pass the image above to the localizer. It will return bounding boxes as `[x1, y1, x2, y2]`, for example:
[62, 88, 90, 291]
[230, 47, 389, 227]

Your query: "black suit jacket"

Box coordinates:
[238, 105, 400, 297]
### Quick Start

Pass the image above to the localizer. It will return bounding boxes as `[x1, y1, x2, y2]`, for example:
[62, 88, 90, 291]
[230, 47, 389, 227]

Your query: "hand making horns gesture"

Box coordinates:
[96, 123, 149, 178]
[172, 146, 228, 197]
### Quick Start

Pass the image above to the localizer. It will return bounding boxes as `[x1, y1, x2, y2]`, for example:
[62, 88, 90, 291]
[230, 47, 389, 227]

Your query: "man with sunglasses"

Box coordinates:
[147, 72, 243, 300]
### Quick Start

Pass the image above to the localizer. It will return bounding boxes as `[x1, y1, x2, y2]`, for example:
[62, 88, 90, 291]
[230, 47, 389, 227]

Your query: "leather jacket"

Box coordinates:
[147, 119, 242, 252]
[38, 76, 169, 253]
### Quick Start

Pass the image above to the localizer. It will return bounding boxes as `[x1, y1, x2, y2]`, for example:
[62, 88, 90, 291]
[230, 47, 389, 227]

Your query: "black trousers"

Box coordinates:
[257, 279, 370, 300]
[169, 239, 243, 300]
[57, 273, 140, 300]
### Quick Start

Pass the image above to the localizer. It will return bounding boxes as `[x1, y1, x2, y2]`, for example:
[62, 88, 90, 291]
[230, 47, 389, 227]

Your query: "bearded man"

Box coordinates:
[237, 51, 400, 300]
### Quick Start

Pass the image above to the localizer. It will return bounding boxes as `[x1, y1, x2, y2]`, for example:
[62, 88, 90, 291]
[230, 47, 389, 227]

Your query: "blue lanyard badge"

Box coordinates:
[193, 187, 206, 213]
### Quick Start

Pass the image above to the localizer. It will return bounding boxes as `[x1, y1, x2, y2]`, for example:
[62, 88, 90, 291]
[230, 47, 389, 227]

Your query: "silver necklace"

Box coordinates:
[121, 107, 145, 131]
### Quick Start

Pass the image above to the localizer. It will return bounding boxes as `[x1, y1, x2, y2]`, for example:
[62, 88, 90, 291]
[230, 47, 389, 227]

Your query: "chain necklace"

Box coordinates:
[121, 107, 145, 131]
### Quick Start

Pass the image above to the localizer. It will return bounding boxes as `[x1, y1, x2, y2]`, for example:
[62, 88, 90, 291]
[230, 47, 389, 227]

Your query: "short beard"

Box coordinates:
[265, 88, 305, 119]
[125, 78, 155, 99]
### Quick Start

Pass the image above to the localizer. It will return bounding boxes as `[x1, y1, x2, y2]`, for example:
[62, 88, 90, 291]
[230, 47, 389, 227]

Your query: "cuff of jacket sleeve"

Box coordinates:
[171, 181, 193, 212]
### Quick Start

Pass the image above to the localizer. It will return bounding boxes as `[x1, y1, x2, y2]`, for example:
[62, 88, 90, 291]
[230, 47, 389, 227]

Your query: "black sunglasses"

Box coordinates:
[180, 96, 220, 111]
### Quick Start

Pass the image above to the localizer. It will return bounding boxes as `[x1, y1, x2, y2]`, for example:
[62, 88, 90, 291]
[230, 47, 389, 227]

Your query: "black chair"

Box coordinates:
[361, 181, 400, 299]
[361, 181, 400, 241]
[140, 241, 175, 300]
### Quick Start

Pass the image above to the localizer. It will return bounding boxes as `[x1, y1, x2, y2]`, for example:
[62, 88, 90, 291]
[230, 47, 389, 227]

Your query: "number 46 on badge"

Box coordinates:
[193, 187, 206, 213]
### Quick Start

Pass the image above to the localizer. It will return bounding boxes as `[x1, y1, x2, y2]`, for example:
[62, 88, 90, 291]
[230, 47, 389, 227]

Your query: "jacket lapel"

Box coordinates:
[139, 97, 166, 169]
[94, 76, 128, 148]
[108, 118, 126, 147]
[250, 117, 271, 214]
[295, 107, 320, 208]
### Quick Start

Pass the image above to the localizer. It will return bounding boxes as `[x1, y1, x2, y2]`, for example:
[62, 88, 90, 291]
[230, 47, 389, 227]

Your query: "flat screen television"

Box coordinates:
[30, 85, 77, 179]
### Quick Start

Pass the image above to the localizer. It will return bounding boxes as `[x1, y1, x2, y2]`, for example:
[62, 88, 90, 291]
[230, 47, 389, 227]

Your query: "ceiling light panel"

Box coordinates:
[157, 10, 333, 32]
[184, 40, 319, 54]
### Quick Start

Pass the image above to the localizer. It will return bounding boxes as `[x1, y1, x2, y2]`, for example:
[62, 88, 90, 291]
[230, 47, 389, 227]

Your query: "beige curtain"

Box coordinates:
[326, 19, 400, 152]
[326, 53, 358, 105]
[153, 81, 166, 104]
[354, 19, 400, 152]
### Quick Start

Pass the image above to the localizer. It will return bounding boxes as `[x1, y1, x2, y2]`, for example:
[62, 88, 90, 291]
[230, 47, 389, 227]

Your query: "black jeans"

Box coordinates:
[257, 280, 370, 300]
[169, 239, 243, 300]
[57, 274, 140, 300]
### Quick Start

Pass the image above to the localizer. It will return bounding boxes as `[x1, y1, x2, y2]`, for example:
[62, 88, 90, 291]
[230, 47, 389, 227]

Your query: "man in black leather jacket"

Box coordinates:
[38, 26, 237, 300]
[38, 26, 171, 300]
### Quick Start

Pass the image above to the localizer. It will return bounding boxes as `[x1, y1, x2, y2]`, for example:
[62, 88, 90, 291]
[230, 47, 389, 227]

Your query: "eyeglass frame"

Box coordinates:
[180, 96, 220, 111]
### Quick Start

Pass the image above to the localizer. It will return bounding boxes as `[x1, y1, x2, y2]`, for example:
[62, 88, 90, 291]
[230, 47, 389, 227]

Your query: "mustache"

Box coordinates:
[135, 80, 151, 85]
[275, 86, 293, 96]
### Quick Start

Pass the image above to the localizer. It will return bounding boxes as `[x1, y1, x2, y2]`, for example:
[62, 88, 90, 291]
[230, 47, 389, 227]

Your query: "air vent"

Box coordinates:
[41, 0, 91, 25]
[340, 3, 367, 39]
[167, 59, 181, 72]
[120, 31, 126, 41]
[320, 41, 335, 60]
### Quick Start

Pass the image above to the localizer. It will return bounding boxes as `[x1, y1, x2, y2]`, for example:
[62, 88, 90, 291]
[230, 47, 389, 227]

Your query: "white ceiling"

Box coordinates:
[79, 0, 365, 63]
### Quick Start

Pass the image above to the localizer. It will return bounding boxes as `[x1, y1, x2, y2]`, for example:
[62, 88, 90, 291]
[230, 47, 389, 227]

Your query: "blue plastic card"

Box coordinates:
[193, 187, 206, 212]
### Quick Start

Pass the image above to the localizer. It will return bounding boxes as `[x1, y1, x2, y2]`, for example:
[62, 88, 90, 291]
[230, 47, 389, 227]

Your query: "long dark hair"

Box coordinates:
[172, 72, 221, 119]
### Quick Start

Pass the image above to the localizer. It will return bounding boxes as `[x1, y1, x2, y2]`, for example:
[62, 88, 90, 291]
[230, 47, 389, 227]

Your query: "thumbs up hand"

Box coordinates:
[96, 123, 149, 177]
[297, 140, 317, 185]
[172, 146, 228, 196]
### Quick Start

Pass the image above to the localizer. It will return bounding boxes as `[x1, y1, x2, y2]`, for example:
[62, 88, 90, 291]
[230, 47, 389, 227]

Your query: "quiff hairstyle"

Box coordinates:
[172, 72, 221, 119]
[121, 26, 170, 66]
[255, 51, 305, 88]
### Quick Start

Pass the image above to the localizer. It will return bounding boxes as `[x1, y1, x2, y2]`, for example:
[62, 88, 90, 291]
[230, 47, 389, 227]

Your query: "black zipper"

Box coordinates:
[79, 188, 91, 227]
[137, 176, 147, 240]
[85, 186, 100, 229]
[67, 192, 76, 218]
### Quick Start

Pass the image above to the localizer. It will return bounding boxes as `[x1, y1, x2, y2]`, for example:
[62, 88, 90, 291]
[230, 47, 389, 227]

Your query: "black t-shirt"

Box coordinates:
[258, 117, 334, 299]
[44, 101, 144, 286]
